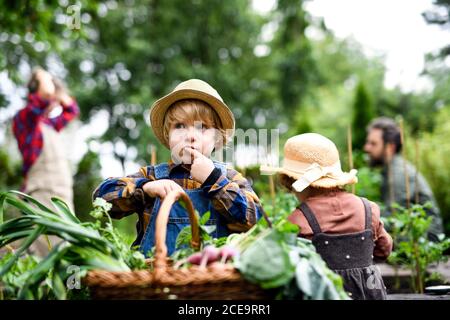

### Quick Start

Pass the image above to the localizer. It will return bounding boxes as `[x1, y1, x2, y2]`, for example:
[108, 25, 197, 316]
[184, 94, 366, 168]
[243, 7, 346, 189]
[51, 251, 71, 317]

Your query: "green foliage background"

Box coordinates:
[0, 0, 449, 237]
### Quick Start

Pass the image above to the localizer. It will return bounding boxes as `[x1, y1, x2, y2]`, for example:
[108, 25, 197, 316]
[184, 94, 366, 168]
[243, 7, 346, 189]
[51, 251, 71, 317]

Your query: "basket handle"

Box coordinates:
[153, 190, 200, 270]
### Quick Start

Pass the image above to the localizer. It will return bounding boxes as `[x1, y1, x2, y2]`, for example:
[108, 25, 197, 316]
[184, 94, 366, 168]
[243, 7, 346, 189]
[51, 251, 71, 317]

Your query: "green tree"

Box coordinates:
[304, 29, 386, 151]
[352, 81, 374, 150]
[57, 0, 268, 166]
[73, 150, 102, 219]
[271, 0, 319, 135]
[423, 0, 450, 58]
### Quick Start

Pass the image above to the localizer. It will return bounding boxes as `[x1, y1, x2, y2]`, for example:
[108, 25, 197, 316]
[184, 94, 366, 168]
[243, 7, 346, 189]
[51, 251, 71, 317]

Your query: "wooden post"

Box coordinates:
[388, 157, 395, 212]
[347, 126, 355, 194]
[151, 145, 157, 166]
[266, 152, 276, 207]
[414, 138, 420, 204]
[399, 118, 410, 209]
[269, 175, 276, 208]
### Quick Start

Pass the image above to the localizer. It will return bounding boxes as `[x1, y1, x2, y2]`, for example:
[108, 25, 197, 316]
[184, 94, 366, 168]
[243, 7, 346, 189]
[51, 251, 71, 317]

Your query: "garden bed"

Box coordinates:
[387, 294, 450, 300]
[379, 260, 450, 297]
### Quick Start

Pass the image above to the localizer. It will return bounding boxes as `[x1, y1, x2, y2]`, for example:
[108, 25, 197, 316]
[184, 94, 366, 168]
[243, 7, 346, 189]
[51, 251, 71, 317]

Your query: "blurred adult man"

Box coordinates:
[364, 117, 443, 241]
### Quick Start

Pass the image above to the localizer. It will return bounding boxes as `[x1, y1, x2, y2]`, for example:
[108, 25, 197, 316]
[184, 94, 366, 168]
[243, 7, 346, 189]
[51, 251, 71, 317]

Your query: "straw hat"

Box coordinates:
[149, 79, 235, 149]
[260, 133, 358, 192]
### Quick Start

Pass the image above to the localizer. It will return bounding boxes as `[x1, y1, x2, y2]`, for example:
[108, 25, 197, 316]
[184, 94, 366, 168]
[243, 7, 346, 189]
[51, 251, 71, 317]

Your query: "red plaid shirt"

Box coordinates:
[12, 93, 80, 179]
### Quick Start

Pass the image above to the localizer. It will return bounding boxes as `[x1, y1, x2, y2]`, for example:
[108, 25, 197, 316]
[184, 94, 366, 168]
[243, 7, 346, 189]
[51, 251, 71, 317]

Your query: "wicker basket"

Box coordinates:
[84, 190, 272, 299]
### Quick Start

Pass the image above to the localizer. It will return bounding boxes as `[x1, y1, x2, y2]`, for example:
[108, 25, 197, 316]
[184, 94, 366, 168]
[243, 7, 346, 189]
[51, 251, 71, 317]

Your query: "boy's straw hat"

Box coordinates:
[149, 79, 235, 148]
[260, 133, 358, 192]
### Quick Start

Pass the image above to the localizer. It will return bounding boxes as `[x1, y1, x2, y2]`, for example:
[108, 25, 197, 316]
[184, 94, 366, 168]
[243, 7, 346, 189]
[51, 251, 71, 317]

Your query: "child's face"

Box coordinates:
[169, 119, 217, 164]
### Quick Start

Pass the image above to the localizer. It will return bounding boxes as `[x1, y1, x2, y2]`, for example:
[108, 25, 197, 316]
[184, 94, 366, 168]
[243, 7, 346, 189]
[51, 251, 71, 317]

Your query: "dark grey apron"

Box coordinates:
[300, 197, 387, 300]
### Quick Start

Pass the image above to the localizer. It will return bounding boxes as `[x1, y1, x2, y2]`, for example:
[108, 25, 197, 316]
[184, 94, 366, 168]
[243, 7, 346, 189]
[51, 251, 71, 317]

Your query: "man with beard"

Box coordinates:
[364, 117, 443, 242]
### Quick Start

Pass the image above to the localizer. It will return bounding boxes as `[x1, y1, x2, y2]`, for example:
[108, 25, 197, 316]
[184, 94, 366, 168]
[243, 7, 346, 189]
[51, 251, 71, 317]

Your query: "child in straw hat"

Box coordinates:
[261, 133, 393, 300]
[94, 79, 263, 256]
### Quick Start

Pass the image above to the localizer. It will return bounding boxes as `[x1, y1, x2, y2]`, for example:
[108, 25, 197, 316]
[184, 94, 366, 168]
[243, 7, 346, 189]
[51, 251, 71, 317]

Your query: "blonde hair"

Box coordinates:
[163, 99, 228, 147]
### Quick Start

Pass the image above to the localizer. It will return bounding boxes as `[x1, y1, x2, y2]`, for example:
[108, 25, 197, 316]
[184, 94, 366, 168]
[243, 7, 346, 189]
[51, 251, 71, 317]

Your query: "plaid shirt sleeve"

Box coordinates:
[47, 98, 80, 132]
[12, 93, 50, 175]
[92, 166, 155, 219]
[201, 167, 262, 228]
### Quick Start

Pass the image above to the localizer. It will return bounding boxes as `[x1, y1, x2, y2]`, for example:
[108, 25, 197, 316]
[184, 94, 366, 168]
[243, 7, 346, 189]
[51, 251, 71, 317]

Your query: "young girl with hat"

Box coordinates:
[93, 79, 263, 256]
[261, 133, 393, 300]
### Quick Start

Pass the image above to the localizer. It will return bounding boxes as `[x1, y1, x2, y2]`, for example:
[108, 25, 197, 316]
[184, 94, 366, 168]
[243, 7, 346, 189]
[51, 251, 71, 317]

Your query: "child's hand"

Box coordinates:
[142, 180, 184, 198]
[184, 147, 215, 184]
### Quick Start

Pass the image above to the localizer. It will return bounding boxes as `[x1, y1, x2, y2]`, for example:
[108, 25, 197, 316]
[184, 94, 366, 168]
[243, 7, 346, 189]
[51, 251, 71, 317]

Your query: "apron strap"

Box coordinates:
[299, 202, 322, 234]
[360, 197, 372, 231]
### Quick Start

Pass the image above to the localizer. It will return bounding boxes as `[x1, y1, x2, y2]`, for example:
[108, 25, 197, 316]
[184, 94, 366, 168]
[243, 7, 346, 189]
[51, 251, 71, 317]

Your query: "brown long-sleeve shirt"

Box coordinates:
[288, 190, 393, 259]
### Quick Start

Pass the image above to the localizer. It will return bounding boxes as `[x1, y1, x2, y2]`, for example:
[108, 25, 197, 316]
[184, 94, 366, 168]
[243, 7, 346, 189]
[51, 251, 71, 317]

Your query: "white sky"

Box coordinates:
[254, 0, 450, 92]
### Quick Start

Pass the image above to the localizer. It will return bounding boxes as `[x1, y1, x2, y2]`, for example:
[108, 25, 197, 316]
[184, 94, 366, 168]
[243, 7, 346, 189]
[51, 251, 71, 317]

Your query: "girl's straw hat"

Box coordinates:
[260, 133, 358, 192]
[149, 79, 235, 148]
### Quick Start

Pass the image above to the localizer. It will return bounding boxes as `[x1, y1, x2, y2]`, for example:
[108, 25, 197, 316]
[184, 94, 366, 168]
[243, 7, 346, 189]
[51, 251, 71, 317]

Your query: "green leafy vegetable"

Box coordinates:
[0, 191, 147, 300]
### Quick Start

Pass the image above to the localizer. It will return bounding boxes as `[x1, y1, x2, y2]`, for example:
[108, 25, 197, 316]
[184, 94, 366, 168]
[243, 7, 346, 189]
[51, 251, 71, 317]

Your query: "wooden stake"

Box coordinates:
[388, 156, 395, 212]
[269, 175, 276, 207]
[414, 138, 420, 204]
[399, 118, 410, 209]
[266, 152, 276, 207]
[347, 126, 355, 194]
[151, 145, 157, 166]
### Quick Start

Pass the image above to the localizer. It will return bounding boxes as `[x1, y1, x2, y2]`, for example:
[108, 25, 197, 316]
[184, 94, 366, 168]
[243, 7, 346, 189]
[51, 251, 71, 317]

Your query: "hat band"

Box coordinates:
[283, 158, 343, 176]
[282, 159, 345, 193]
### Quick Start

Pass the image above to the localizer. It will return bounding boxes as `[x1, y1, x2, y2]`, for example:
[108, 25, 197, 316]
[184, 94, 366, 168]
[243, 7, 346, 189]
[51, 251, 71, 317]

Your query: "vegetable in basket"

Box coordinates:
[172, 203, 350, 300]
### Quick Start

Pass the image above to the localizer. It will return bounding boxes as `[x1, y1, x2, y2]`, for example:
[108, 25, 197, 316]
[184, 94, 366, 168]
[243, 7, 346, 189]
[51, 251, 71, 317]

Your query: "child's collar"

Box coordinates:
[167, 159, 191, 173]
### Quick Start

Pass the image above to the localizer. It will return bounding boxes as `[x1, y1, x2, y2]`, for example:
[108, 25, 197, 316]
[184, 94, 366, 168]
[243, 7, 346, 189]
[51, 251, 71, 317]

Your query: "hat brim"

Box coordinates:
[150, 89, 235, 149]
[260, 165, 358, 189]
